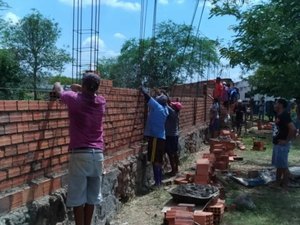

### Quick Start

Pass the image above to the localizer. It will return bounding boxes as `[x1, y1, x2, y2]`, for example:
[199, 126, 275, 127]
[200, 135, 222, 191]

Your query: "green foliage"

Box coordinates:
[0, 49, 26, 99]
[98, 21, 219, 88]
[48, 75, 73, 85]
[2, 10, 71, 99]
[210, 0, 300, 98]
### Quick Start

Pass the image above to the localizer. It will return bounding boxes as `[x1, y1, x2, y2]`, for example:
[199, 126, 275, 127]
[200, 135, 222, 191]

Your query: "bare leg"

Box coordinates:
[84, 204, 95, 225]
[281, 168, 289, 188]
[74, 205, 84, 225]
[276, 169, 282, 185]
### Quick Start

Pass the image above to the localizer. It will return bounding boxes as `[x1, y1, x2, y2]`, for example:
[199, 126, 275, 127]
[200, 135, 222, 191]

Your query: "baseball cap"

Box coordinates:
[171, 101, 182, 111]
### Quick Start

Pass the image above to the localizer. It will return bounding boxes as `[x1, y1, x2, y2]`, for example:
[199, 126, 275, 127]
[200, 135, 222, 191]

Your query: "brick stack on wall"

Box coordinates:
[0, 79, 213, 217]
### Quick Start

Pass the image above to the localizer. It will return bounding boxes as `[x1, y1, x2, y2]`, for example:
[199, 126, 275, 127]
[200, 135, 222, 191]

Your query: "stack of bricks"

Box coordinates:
[194, 210, 214, 225]
[165, 206, 194, 225]
[207, 130, 238, 171]
[194, 158, 212, 185]
[164, 200, 225, 225]
[252, 141, 265, 151]
[204, 199, 226, 225]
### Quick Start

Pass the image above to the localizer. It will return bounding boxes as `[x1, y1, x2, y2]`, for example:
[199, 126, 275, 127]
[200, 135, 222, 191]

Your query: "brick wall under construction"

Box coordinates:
[0, 79, 212, 214]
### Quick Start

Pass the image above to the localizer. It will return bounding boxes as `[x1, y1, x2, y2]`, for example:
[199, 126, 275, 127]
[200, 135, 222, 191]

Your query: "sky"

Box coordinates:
[0, 0, 251, 81]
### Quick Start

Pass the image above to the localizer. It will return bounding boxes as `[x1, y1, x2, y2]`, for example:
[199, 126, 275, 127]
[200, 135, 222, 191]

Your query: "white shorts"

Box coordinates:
[66, 149, 104, 207]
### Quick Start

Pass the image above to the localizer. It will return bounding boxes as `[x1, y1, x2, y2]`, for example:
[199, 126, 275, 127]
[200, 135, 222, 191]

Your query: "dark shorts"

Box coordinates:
[147, 137, 165, 164]
[209, 118, 220, 132]
[165, 136, 179, 155]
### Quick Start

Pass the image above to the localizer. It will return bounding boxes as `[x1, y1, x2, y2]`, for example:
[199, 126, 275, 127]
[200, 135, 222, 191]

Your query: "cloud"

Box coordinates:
[158, 0, 169, 5]
[114, 32, 127, 40]
[176, 0, 185, 4]
[82, 35, 105, 49]
[82, 35, 119, 58]
[4, 12, 20, 24]
[59, 0, 140, 11]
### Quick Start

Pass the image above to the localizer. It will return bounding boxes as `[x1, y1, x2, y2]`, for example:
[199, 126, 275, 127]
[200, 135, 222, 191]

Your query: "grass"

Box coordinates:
[221, 132, 300, 225]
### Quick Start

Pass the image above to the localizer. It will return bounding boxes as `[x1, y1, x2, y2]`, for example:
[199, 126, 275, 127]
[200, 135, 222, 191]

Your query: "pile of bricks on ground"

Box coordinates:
[170, 129, 242, 224]
[164, 199, 225, 225]
[257, 121, 273, 130]
[175, 129, 238, 186]
[252, 139, 266, 151]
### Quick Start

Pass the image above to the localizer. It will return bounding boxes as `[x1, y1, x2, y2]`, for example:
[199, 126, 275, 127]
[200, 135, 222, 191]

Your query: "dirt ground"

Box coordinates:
[110, 150, 207, 225]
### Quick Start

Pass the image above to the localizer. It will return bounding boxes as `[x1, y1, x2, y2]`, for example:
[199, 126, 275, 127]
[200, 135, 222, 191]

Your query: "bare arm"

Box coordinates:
[70, 84, 82, 92]
[278, 122, 297, 144]
[140, 86, 151, 102]
[287, 122, 297, 142]
[53, 82, 64, 97]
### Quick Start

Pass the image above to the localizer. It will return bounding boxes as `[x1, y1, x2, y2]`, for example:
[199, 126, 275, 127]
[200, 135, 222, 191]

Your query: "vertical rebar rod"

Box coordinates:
[90, 0, 94, 71]
[72, 0, 75, 82]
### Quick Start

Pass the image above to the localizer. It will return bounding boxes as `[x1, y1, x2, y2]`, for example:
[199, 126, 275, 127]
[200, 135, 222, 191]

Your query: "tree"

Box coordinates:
[2, 10, 71, 99]
[48, 75, 73, 85]
[210, 0, 300, 98]
[0, 49, 25, 99]
[0, 0, 9, 33]
[98, 21, 219, 88]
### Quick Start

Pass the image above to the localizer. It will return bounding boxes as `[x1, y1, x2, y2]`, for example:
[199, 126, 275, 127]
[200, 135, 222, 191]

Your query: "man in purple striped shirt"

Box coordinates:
[53, 72, 105, 225]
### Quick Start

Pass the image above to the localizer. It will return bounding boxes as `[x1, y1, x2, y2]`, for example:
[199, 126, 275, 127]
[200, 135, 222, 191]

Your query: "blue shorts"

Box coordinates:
[272, 144, 290, 168]
[66, 149, 104, 207]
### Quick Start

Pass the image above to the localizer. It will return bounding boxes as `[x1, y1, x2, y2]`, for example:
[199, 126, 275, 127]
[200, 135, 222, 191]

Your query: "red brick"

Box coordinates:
[17, 143, 29, 154]
[28, 142, 39, 152]
[42, 179, 52, 195]
[174, 177, 189, 185]
[4, 124, 17, 136]
[23, 132, 40, 142]
[21, 112, 33, 122]
[32, 111, 45, 120]
[8, 167, 21, 178]
[0, 179, 12, 191]
[0, 101, 4, 111]
[33, 151, 44, 161]
[51, 157, 60, 166]
[20, 165, 31, 175]
[22, 186, 34, 204]
[9, 112, 23, 123]
[32, 183, 44, 200]
[0, 149, 4, 157]
[59, 154, 69, 164]
[4, 101, 17, 111]
[38, 140, 49, 149]
[10, 134, 23, 145]
[51, 177, 62, 191]
[0, 170, 7, 181]
[0, 125, 4, 135]
[194, 175, 210, 184]
[12, 175, 28, 187]
[38, 101, 49, 110]
[41, 159, 51, 168]
[27, 122, 40, 131]
[0, 156, 12, 169]
[4, 145, 17, 156]
[17, 101, 29, 111]
[10, 191, 23, 209]
[12, 154, 26, 166]
[17, 123, 29, 133]
[28, 101, 39, 110]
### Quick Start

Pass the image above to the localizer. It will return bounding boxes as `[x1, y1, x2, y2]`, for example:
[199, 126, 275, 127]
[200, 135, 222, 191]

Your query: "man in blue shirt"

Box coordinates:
[141, 87, 169, 186]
